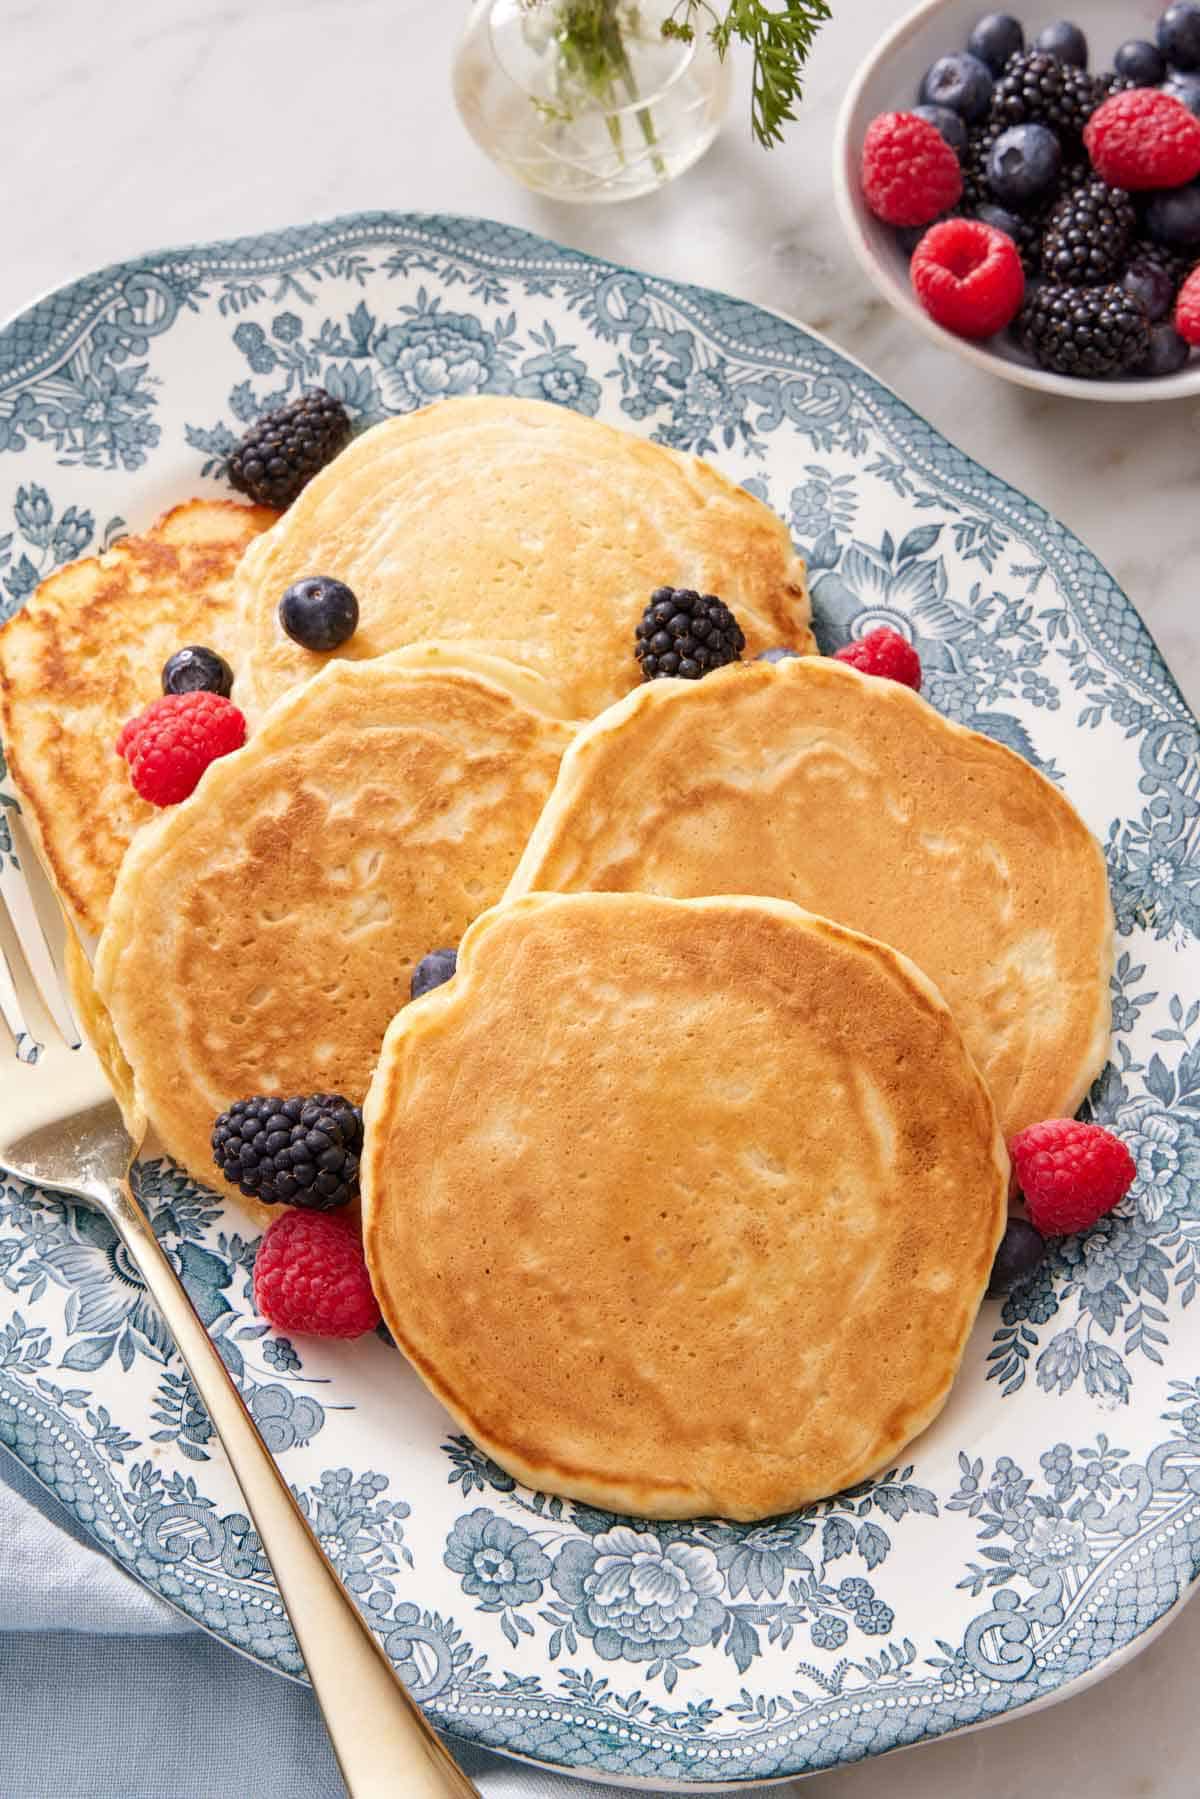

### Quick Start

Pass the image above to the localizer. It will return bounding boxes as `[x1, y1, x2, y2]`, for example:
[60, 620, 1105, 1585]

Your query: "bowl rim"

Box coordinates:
[830, 0, 1200, 403]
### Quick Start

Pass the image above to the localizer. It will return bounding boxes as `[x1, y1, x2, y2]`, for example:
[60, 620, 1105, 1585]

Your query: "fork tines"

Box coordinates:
[0, 806, 82, 1059]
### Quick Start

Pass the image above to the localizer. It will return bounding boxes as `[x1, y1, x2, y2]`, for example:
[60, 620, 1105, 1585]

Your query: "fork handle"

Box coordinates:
[105, 1178, 480, 1799]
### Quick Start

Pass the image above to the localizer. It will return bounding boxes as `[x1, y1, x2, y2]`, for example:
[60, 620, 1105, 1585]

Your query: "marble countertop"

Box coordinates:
[0, 2, 1195, 1794]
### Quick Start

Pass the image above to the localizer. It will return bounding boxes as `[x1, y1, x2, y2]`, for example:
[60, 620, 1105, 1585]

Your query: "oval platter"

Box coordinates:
[1, 213, 1198, 1789]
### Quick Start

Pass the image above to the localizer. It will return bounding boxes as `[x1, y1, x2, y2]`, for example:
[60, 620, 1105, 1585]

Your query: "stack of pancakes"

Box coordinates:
[0, 394, 1113, 1519]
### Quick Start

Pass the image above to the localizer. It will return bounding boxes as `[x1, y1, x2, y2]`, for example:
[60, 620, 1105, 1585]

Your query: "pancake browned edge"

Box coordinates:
[506, 656, 1115, 1140]
[0, 498, 277, 939]
[362, 892, 1010, 1521]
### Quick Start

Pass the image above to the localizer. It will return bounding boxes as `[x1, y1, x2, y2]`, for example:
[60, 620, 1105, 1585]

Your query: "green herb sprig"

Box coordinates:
[665, 1, 833, 148]
[520, 2, 831, 153]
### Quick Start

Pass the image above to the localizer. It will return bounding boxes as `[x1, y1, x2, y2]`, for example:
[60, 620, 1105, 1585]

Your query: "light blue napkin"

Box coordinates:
[0, 1449, 747, 1799]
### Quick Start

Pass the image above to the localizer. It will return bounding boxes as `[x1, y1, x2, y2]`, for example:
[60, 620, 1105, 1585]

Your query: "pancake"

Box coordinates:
[63, 922, 144, 1143]
[506, 657, 1113, 1139]
[0, 499, 277, 939]
[94, 647, 574, 1212]
[362, 891, 1009, 1520]
[232, 396, 813, 722]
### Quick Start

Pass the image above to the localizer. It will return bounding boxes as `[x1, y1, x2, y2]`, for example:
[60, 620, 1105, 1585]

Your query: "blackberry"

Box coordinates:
[1091, 72, 1136, 106]
[228, 389, 351, 509]
[1019, 282, 1152, 377]
[1040, 181, 1137, 283]
[634, 587, 744, 681]
[1057, 154, 1093, 194]
[990, 50, 1096, 139]
[212, 1093, 363, 1209]
[961, 122, 1003, 212]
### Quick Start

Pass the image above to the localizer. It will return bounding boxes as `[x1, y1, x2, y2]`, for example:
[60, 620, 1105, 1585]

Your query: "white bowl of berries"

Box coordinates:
[833, 0, 1200, 395]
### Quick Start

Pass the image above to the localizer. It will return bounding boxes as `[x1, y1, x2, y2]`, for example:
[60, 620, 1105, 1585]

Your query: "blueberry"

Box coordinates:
[1113, 38, 1167, 85]
[757, 647, 802, 662]
[1163, 70, 1200, 115]
[966, 13, 1025, 76]
[1145, 179, 1200, 246]
[1122, 257, 1178, 321]
[410, 948, 458, 1001]
[975, 202, 1025, 237]
[987, 1219, 1046, 1297]
[161, 644, 234, 697]
[1159, 2, 1200, 70]
[1136, 322, 1193, 374]
[278, 576, 359, 651]
[1033, 20, 1088, 67]
[987, 123, 1063, 205]
[913, 102, 969, 155]
[918, 52, 994, 123]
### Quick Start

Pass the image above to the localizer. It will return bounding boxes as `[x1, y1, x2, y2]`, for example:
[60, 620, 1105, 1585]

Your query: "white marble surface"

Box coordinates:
[0, 1, 1196, 1794]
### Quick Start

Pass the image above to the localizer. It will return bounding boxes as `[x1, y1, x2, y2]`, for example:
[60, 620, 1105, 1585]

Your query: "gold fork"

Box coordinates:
[0, 806, 479, 1799]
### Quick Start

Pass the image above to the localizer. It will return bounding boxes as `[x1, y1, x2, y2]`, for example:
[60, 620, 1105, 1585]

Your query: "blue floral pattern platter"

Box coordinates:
[0, 213, 1198, 1791]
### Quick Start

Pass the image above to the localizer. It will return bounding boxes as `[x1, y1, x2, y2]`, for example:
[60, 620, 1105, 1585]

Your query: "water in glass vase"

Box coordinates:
[453, 0, 733, 204]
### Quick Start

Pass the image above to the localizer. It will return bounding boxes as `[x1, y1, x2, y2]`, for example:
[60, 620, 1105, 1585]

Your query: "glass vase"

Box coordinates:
[452, 0, 733, 205]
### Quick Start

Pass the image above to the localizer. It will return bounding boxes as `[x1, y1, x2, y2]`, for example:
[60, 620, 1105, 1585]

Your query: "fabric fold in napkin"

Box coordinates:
[0, 1449, 750, 1798]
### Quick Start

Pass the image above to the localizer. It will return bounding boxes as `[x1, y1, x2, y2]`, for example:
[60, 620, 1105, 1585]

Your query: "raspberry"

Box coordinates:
[116, 691, 246, 806]
[253, 1211, 381, 1339]
[1010, 1119, 1136, 1237]
[910, 218, 1025, 339]
[1083, 90, 1200, 191]
[834, 627, 922, 691]
[861, 112, 964, 227]
[1175, 264, 1200, 343]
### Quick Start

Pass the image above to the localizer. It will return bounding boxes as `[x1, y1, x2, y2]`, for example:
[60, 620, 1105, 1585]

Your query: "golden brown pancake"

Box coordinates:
[62, 922, 144, 1142]
[362, 891, 1009, 1520]
[0, 499, 277, 938]
[94, 648, 574, 1212]
[506, 657, 1113, 1139]
[232, 396, 813, 722]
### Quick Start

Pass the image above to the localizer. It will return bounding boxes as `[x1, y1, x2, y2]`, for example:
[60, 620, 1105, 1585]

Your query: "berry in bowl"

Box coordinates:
[833, 0, 1200, 396]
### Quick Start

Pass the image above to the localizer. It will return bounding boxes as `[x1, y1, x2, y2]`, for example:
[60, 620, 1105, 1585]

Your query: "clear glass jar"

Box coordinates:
[452, 0, 733, 205]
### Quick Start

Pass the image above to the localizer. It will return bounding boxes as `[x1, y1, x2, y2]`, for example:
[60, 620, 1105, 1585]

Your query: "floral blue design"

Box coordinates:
[262, 1335, 301, 1374]
[1123, 1099, 1200, 1223]
[551, 1527, 726, 1669]
[511, 328, 601, 415]
[375, 305, 513, 411]
[297, 1468, 412, 1601]
[445, 1507, 551, 1610]
[787, 466, 857, 539]
[245, 1382, 324, 1453]
[0, 213, 1198, 1785]
[0, 483, 115, 622]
